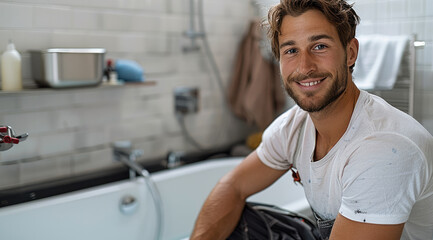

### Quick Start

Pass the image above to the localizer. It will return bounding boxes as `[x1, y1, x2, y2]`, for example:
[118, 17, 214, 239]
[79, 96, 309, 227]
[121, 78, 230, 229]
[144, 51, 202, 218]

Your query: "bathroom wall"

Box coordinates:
[352, 0, 433, 133]
[0, 0, 260, 189]
[2, 0, 433, 191]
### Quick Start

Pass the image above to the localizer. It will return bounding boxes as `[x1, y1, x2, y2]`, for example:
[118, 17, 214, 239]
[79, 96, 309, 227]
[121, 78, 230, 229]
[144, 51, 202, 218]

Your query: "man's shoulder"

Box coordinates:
[357, 91, 432, 141]
[342, 132, 431, 182]
[263, 105, 311, 139]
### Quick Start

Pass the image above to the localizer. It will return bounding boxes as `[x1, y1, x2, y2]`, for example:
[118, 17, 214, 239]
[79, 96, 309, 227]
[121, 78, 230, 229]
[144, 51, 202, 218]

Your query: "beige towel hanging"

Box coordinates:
[228, 20, 286, 130]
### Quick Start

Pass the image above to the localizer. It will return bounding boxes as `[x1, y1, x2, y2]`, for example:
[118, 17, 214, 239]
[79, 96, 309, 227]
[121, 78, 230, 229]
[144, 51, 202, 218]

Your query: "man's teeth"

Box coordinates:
[300, 80, 321, 87]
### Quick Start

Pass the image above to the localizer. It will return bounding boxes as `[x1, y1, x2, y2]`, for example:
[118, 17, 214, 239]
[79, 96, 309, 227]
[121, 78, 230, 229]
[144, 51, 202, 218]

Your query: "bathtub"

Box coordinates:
[0, 157, 310, 240]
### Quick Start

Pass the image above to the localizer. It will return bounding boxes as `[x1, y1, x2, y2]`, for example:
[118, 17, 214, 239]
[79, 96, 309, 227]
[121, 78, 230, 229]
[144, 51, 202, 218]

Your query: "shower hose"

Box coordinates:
[177, 0, 228, 151]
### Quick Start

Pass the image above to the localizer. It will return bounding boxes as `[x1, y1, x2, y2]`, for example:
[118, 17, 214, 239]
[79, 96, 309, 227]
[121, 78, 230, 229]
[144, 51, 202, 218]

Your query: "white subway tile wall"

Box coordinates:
[1, 0, 433, 190]
[0, 0, 256, 189]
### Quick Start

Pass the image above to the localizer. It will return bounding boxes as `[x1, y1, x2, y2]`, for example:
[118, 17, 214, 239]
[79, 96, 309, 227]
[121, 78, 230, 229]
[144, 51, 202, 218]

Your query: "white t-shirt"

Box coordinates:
[256, 90, 433, 240]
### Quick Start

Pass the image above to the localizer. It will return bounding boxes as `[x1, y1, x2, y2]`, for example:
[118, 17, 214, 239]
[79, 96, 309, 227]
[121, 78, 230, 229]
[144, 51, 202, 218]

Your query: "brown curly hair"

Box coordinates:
[266, 0, 360, 70]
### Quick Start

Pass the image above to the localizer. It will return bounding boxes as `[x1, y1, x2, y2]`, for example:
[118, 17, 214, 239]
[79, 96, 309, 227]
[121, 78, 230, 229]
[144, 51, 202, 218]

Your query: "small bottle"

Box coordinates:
[1, 40, 22, 91]
[103, 59, 112, 82]
[104, 59, 118, 85]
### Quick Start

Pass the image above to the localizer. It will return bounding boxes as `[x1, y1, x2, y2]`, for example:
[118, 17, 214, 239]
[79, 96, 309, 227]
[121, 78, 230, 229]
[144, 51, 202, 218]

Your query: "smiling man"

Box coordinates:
[190, 1, 433, 240]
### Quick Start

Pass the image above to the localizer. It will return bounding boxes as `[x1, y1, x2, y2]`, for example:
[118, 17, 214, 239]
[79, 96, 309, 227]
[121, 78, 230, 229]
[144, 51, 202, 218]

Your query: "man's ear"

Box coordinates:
[347, 38, 359, 68]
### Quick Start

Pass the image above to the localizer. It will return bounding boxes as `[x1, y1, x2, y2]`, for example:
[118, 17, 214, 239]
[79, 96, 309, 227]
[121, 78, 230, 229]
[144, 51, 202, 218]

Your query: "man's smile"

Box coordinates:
[298, 77, 325, 87]
[297, 77, 326, 87]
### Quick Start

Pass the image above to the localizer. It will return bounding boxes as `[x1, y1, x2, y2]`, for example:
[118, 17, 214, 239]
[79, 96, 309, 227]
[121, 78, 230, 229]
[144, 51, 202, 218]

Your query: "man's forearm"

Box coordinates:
[190, 181, 246, 240]
[191, 151, 285, 239]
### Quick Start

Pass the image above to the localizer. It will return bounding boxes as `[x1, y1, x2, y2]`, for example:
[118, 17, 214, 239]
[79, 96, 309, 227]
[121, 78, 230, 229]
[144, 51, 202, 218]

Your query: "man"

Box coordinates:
[191, 0, 433, 239]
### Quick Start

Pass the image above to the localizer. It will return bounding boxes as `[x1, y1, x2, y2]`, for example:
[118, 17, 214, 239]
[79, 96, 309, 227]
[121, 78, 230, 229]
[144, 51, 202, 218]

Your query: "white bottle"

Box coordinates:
[1, 41, 22, 91]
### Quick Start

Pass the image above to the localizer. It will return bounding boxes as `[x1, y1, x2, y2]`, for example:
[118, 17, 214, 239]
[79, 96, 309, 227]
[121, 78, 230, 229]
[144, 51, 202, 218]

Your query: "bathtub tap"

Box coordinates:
[112, 141, 144, 179]
[112, 141, 163, 240]
[166, 151, 185, 169]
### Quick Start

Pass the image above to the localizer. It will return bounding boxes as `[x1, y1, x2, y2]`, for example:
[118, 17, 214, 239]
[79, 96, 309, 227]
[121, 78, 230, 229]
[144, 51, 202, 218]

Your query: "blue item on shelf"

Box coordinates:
[115, 59, 145, 82]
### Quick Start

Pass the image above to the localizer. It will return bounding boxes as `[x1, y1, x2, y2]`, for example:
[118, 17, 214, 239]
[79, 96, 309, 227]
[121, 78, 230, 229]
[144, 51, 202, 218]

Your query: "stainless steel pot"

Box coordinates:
[30, 48, 106, 88]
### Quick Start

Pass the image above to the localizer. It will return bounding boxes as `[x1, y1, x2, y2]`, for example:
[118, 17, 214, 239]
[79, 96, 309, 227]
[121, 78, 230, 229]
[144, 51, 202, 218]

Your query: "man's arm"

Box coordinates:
[190, 151, 287, 240]
[330, 214, 404, 240]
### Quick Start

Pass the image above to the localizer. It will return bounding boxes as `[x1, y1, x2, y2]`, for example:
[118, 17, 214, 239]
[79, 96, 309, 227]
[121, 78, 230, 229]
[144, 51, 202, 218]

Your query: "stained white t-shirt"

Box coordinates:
[256, 90, 433, 240]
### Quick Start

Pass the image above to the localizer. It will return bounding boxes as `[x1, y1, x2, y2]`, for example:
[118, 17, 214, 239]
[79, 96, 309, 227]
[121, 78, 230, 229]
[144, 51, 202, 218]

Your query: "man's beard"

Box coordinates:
[284, 62, 348, 113]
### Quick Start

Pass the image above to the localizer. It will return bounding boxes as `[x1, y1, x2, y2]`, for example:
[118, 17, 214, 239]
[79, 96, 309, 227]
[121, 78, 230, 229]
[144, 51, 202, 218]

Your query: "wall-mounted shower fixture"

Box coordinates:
[174, 86, 199, 114]
[0, 125, 28, 151]
[174, 86, 204, 150]
[183, 0, 225, 97]
[183, 0, 205, 52]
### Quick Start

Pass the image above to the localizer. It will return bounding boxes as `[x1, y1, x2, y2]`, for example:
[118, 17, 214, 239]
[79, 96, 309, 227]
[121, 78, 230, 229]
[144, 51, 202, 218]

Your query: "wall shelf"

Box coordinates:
[0, 81, 156, 96]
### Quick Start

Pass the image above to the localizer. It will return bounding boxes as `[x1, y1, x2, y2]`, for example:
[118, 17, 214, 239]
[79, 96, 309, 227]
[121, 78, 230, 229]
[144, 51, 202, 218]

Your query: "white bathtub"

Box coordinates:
[0, 157, 310, 240]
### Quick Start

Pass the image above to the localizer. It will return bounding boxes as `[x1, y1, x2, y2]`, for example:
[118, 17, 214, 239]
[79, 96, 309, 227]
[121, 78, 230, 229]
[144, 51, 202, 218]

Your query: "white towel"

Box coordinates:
[353, 35, 410, 90]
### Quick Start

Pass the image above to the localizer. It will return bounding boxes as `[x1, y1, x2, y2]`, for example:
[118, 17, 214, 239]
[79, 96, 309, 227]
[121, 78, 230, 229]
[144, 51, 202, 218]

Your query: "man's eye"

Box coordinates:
[284, 48, 297, 54]
[314, 44, 327, 50]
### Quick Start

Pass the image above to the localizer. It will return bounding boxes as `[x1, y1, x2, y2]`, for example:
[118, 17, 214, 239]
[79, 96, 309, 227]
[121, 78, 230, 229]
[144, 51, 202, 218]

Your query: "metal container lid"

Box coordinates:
[43, 48, 106, 54]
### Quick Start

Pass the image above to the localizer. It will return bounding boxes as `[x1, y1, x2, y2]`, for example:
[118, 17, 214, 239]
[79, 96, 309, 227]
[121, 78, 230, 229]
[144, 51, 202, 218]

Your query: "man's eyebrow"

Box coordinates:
[309, 34, 335, 42]
[279, 34, 335, 49]
[279, 40, 296, 49]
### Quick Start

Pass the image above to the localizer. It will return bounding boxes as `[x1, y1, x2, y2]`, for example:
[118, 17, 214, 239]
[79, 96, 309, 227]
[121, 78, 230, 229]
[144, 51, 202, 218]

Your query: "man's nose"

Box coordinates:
[296, 52, 316, 76]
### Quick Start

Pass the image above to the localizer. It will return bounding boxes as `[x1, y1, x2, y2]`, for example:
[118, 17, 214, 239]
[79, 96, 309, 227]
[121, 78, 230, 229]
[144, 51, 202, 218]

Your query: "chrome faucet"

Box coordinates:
[166, 151, 185, 169]
[112, 141, 163, 240]
[0, 125, 28, 151]
[112, 141, 144, 179]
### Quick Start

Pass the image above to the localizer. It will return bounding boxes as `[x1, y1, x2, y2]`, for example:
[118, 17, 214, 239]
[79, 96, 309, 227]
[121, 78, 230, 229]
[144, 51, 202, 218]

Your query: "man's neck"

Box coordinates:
[310, 81, 360, 161]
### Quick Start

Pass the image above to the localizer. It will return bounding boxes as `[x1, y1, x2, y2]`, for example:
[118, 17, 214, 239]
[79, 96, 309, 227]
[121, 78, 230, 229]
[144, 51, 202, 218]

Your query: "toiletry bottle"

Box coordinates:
[103, 59, 112, 82]
[105, 59, 118, 85]
[1, 40, 22, 91]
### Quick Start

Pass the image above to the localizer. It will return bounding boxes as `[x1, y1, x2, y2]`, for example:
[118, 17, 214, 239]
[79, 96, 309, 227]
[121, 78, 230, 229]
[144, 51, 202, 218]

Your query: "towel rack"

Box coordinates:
[408, 38, 428, 116]
[413, 40, 428, 47]
[368, 36, 426, 117]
